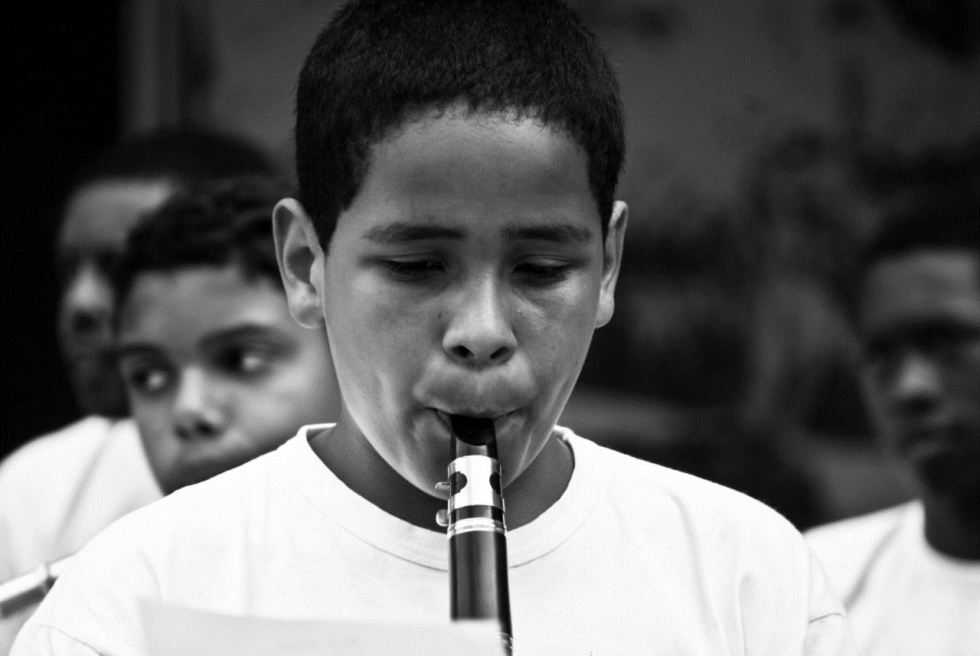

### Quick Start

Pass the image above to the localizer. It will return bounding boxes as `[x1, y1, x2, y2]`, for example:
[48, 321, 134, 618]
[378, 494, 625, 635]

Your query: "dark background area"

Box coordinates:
[2, 4, 122, 460]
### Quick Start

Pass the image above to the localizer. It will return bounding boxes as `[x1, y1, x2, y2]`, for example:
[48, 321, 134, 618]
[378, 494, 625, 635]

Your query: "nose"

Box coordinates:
[442, 275, 517, 367]
[61, 263, 114, 337]
[172, 367, 227, 441]
[889, 349, 942, 418]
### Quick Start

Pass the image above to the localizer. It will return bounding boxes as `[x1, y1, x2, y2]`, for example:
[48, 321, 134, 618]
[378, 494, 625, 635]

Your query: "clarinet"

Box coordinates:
[442, 414, 513, 653]
[0, 555, 73, 618]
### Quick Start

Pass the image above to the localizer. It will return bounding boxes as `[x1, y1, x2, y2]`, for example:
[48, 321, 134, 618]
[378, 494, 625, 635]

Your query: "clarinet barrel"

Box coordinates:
[446, 415, 513, 652]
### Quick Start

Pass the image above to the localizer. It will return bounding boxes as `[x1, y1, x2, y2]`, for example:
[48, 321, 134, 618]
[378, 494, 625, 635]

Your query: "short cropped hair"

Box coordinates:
[113, 176, 293, 310]
[74, 125, 281, 190]
[843, 181, 980, 322]
[295, 0, 625, 247]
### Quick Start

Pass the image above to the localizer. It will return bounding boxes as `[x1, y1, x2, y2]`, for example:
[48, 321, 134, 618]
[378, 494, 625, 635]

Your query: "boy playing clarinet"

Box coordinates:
[14, 1, 856, 653]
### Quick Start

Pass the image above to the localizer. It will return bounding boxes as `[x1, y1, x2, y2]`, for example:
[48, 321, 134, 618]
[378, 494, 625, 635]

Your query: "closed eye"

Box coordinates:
[379, 258, 446, 282]
[514, 260, 575, 286]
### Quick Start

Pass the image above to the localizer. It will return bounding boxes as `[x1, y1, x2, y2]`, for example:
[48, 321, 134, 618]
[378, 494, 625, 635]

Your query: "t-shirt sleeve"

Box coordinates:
[804, 613, 857, 656]
[804, 551, 859, 656]
[9, 510, 159, 656]
[10, 623, 102, 656]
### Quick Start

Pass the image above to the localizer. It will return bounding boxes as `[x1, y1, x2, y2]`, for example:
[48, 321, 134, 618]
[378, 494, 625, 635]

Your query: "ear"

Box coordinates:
[595, 200, 627, 328]
[273, 198, 327, 328]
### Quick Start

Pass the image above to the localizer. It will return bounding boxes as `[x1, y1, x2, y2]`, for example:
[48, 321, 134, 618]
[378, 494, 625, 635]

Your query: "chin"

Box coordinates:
[913, 451, 980, 498]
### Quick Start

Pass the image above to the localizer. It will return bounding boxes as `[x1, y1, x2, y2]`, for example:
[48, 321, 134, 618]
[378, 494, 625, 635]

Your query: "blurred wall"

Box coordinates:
[2, 3, 122, 459]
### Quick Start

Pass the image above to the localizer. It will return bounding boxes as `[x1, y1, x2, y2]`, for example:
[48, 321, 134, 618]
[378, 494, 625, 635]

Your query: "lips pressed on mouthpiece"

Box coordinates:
[449, 415, 496, 447]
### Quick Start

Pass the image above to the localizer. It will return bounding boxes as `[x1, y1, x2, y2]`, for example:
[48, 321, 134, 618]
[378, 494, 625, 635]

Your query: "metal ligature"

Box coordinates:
[442, 414, 513, 653]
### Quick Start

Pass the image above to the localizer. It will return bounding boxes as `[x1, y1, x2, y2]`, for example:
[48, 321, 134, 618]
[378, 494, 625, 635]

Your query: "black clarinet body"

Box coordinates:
[446, 415, 513, 653]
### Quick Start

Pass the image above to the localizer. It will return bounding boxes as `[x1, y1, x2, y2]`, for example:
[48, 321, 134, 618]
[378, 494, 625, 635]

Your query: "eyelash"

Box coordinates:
[381, 259, 445, 281]
[515, 262, 573, 284]
[379, 259, 575, 285]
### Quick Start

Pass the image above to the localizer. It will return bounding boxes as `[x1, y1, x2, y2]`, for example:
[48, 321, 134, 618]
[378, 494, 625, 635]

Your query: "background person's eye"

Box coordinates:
[124, 365, 173, 396]
[216, 345, 275, 377]
[914, 324, 980, 357]
[861, 338, 898, 377]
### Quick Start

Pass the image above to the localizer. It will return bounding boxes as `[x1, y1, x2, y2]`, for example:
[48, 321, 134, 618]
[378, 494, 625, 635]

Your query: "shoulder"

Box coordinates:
[804, 502, 914, 547]
[565, 427, 800, 532]
[0, 416, 116, 482]
[0, 417, 158, 580]
[73, 434, 292, 556]
[561, 427, 819, 592]
[20, 440, 293, 646]
[0, 416, 134, 519]
[803, 501, 917, 590]
[560, 428, 850, 632]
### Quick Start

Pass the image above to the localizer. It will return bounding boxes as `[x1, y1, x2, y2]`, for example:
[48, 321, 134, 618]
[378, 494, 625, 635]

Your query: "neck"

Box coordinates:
[921, 488, 980, 560]
[311, 412, 444, 530]
[501, 433, 573, 529]
[310, 411, 573, 531]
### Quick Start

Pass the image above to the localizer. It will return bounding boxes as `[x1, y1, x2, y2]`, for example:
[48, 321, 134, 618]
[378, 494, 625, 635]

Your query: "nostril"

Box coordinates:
[70, 309, 108, 334]
[175, 419, 221, 442]
[899, 396, 938, 417]
[489, 345, 512, 361]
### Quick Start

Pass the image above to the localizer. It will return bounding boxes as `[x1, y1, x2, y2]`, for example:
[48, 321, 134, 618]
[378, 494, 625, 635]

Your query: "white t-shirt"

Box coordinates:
[13, 425, 855, 655]
[805, 501, 980, 656]
[0, 417, 162, 653]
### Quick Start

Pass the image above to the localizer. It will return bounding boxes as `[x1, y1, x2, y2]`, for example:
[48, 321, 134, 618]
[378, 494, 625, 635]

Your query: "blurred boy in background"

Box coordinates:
[0, 129, 309, 648]
[2, 126, 280, 564]
[112, 176, 340, 495]
[805, 183, 980, 656]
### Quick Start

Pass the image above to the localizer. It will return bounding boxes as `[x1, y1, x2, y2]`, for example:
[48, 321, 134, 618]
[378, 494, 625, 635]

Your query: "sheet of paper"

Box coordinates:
[140, 599, 505, 656]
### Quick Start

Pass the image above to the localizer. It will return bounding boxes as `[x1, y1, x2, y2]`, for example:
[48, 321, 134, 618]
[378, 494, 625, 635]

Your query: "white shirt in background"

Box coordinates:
[0, 417, 162, 652]
[806, 501, 980, 656]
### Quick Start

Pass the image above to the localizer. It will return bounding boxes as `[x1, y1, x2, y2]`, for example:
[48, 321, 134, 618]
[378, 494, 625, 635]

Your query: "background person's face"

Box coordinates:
[57, 179, 175, 416]
[315, 109, 623, 495]
[858, 249, 980, 497]
[117, 264, 339, 494]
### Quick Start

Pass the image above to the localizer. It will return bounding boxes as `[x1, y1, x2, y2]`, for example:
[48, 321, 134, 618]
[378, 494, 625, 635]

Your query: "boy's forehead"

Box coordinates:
[59, 179, 176, 253]
[118, 265, 287, 340]
[859, 248, 980, 332]
[351, 107, 595, 221]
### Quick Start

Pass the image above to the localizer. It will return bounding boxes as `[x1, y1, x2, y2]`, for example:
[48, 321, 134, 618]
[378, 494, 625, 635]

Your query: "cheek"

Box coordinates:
[524, 290, 598, 367]
[950, 362, 980, 416]
[132, 403, 182, 476]
[330, 296, 429, 390]
[859, 372, 888, 418]
[235, 367, 335, 448]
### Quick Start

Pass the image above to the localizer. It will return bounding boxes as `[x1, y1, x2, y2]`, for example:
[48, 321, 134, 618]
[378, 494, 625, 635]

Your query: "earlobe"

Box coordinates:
[272, 199, 327, 328]
[595, 201, 628, 328]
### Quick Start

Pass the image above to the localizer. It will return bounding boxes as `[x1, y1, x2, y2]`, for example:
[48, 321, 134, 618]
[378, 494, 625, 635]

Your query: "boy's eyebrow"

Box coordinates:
[362, 222, 594, 244]
[117, 324, 293, 358]
[198, 324, 293, 352]
[362, 223, 464, 243]
[501, 224, 594, 243]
